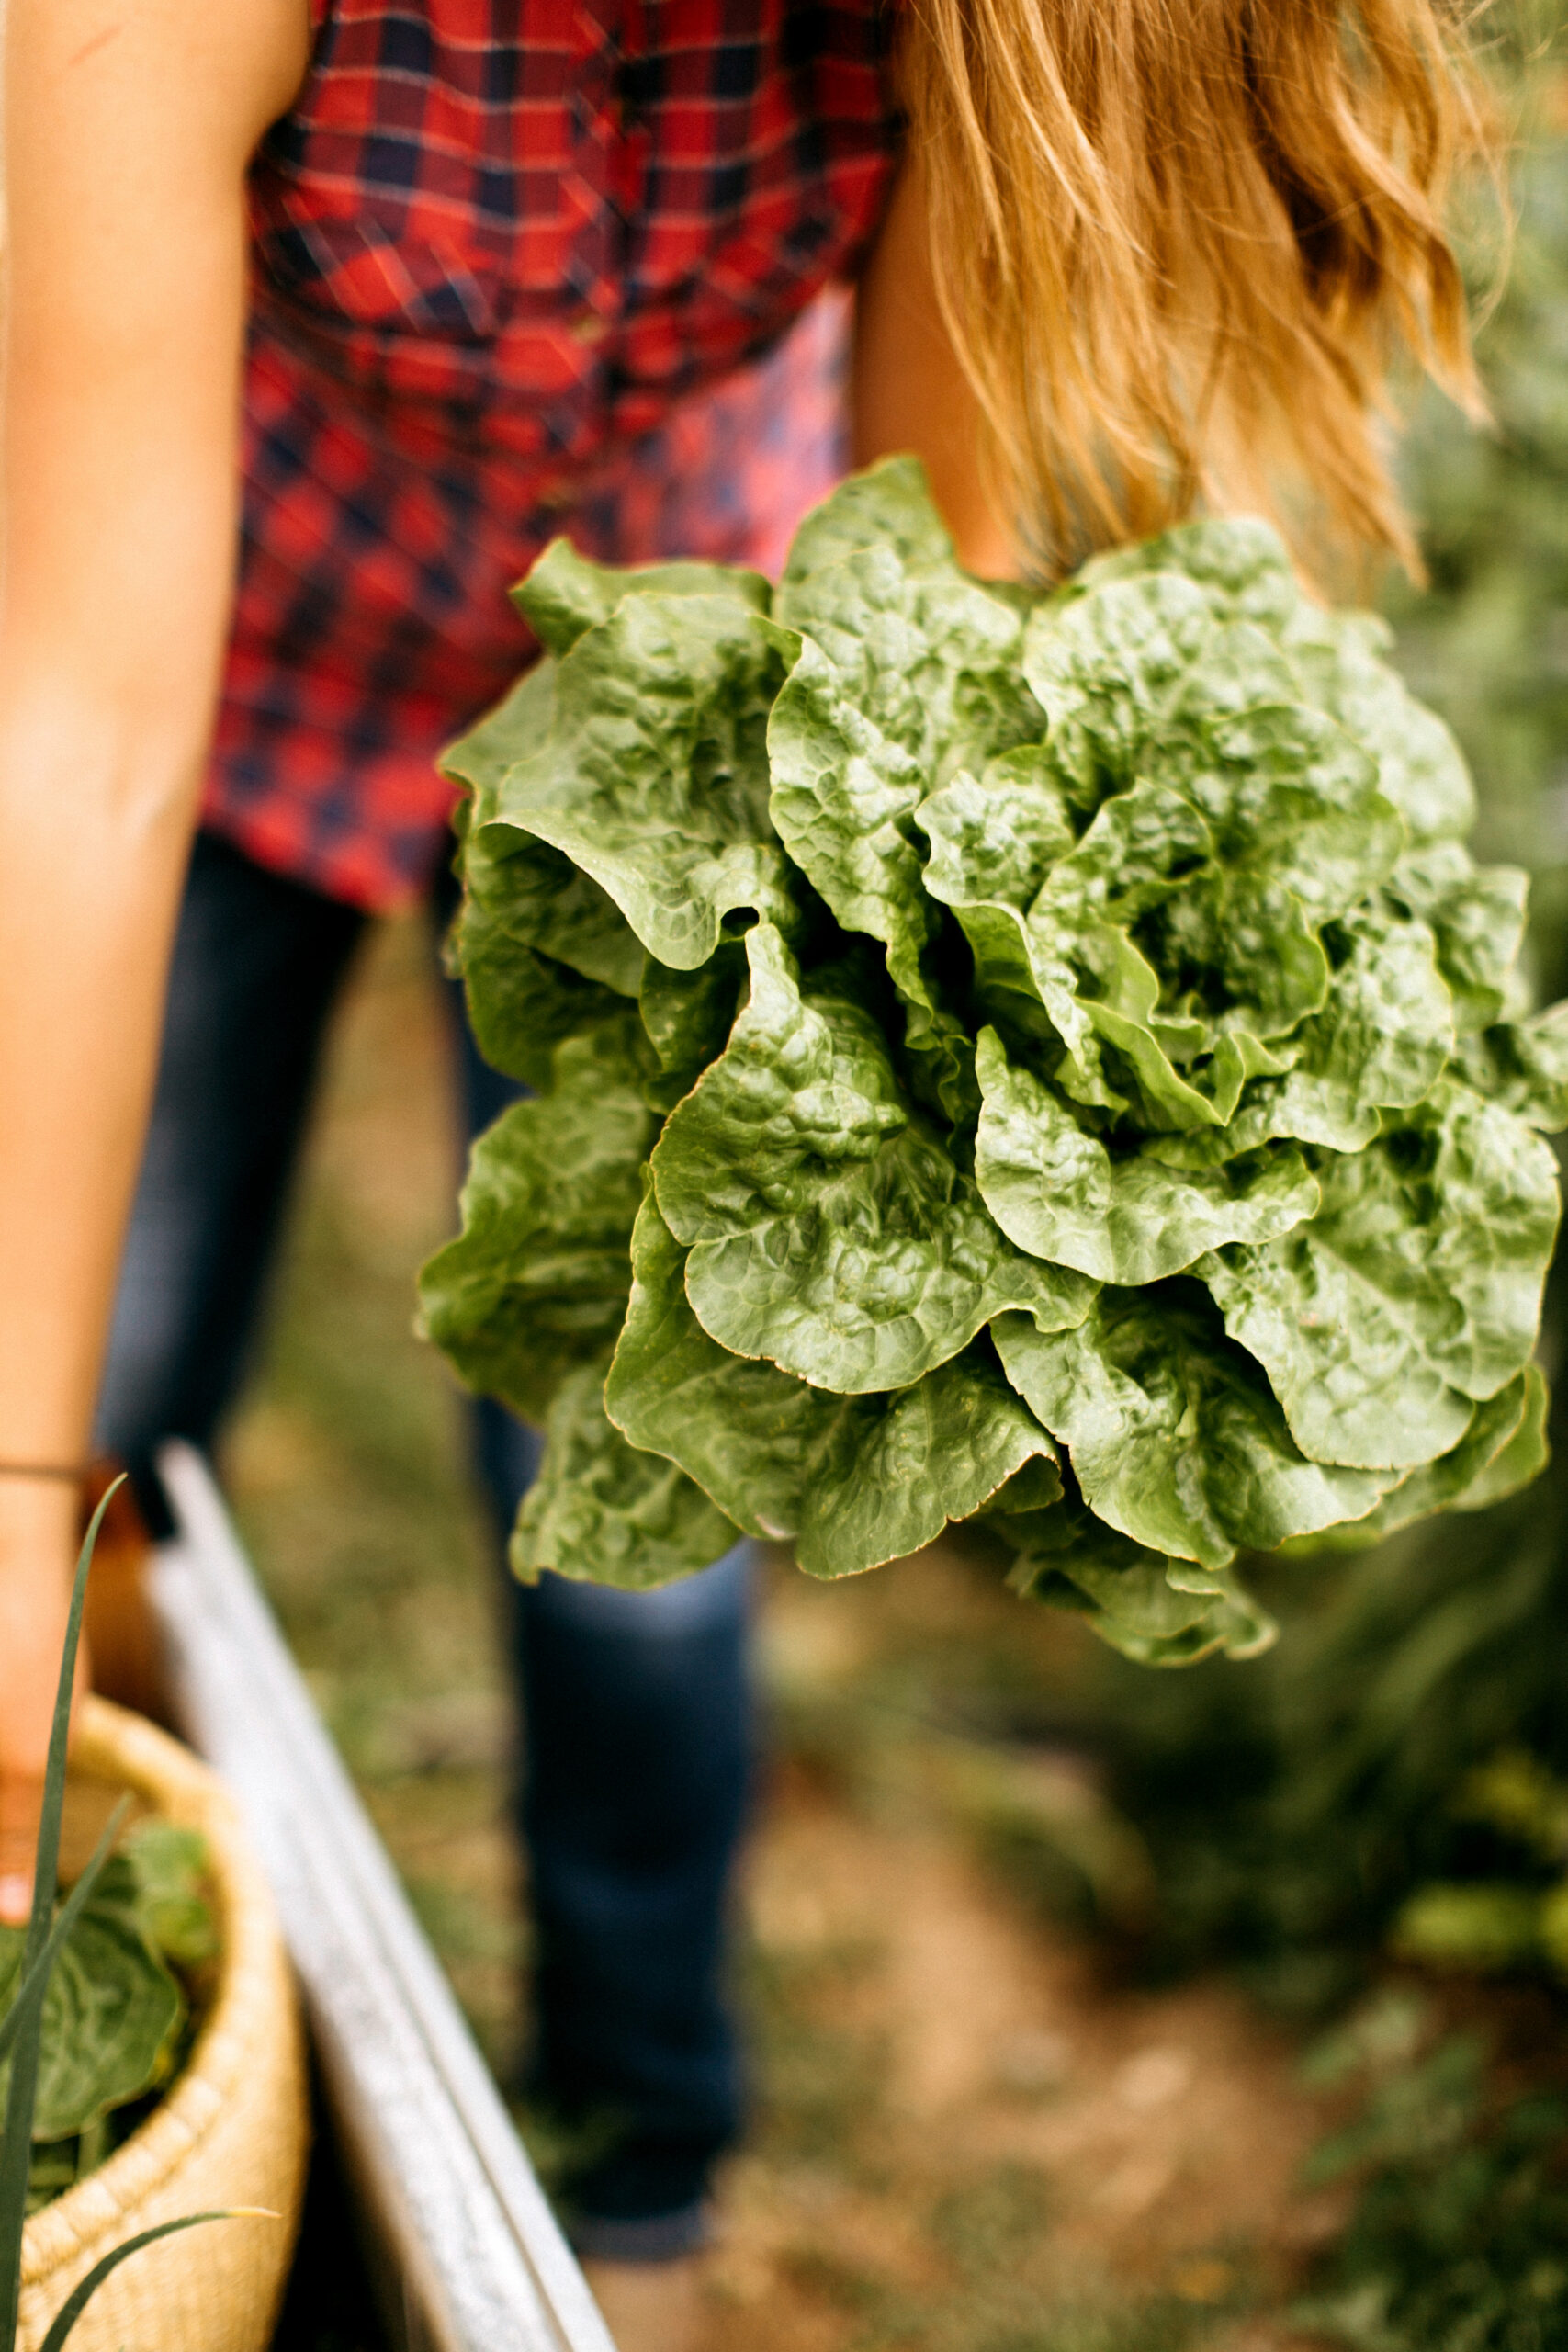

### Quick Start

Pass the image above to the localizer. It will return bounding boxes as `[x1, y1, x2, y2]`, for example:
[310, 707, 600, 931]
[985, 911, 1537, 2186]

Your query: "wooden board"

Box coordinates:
[149, 1442, 618, 2352]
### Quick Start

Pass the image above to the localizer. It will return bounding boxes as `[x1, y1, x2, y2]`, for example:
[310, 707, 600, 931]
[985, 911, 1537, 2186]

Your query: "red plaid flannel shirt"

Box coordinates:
[210, 0, 899, 909]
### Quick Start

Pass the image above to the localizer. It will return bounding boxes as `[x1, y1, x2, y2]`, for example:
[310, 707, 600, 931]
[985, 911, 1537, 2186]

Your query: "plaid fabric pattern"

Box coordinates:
[209, 0, 898, 909]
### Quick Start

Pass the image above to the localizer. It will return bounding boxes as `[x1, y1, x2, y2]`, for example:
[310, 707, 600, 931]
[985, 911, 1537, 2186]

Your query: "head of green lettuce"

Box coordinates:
[417, 460, 1568, 1668]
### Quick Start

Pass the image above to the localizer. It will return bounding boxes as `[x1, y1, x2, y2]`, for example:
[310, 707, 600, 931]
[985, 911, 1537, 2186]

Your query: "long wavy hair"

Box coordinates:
[905, 0, 1495, 575]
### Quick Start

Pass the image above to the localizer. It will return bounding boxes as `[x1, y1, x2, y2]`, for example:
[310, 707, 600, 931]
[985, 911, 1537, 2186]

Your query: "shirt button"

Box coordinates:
[570, 311, 609, 345]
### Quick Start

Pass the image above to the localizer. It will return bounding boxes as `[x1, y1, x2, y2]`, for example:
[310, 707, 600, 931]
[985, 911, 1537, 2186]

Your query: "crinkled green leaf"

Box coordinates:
[112, 1824, 218, 1971]
[1018, 783, 1292, 1133]
[955, 594, 1408, 1128]
[1022, 572, 1219, 804]
[606, 1184, 842, 1544]
[1387, 842, 1529, 1034]
[916, 749, 1076, 912]
[1079, 514, 1473, 845]
[781, 455, 958, 587]
[767, 630, 935, 995]
[513, 1362, 739, 1587]
[993, 1291, 1393, 1570]
[1457, 1001, 1568, 1132]
[1019, 778, 1216, 1091]
[457, 820, 645, 999]
[638, 943, 749, 1111]
[450, 810, 635, 1087]
[764, 620, 987, 1128]
[510, 536, 771, 657]
[649, 925, 1096, 1393]
[442, 657, 558, 822]
[417, 1022, 653, 1421]
[606, 1186, 1060, 1575]
[1199, 1082, 1561, 1470]
[444, 667, 646, 1081]
[1075, 515, 1300, 633]
[961, 743, 1392, 1136]
[990, 1493, 1277, 1665]
[770, 469, 1041, 1126]
[0, 1906, 180, 2144]
[975, 1028, 1318, 1283]
[1149, 904, 1455, 1165]
[1251, 908, 1453, 1146]
[1150, 693, 1402, 968]
[1282, 605, 1476, 845]
[1453, 1361, 1551, 1510]
[775, 543, 1038, 786]
[486, 594, 795, 970]
[1286, 1367, 1545, 1555]
[796, 1351, 1061, 1578]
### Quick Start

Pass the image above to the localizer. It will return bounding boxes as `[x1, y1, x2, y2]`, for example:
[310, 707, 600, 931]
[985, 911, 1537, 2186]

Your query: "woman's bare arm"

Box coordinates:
[0, 0, 309, 1910]
[852, 158, 1017, 579]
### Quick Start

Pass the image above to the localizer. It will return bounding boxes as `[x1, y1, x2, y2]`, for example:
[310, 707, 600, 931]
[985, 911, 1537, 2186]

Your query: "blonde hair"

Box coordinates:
[905, 0, 1495, 575]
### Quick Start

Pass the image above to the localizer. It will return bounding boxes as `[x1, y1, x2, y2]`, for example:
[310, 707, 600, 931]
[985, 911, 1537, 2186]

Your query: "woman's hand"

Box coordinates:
[0, 0, 307, 1899]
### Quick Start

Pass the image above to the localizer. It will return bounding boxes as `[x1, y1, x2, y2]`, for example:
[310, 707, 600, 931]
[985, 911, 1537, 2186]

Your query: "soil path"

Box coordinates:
[704, 1755, 1342, 2351]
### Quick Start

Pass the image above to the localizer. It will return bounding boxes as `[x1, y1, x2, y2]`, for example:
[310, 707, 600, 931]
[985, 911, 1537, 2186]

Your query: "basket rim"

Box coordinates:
[21, 1692, 296, 2280]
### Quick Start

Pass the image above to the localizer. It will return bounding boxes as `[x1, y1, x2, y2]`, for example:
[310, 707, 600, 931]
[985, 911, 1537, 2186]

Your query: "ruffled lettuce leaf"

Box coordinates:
[769, 463, 1041, 1124]
[606, 1185, 1061, 1576]
[921, 613, 1409, 1136]
[649, 925, 1097, 1392]
[1145, 903, 1455, 1165]
[1198, 1082, 1561, 1470]
[974, 1027, 1319, 1283]
[774, 550, 1040, 792]
[442, 662, 646, 1079]
[512, 1360, 740, 1587]
[1080, 515, 1475, 844]
[780, 453, 957, 586]
[993, 1290, 1395, 1570]
[988, 1490, 1277, 1666]
[0, 1906, 181, 2144]
[1457, 1001, 1568, 1132]
[481, 593, 796, 970]
[637, 942, 750, 1111]
[446, 807, 634, 1087]
[917, 749, 1077, 915]
[510, 535, 771, 657]
[1386, 842, 1529, 1035]
[1283, 1365, 1550, 1555]
[417, 1021, 653, 1421]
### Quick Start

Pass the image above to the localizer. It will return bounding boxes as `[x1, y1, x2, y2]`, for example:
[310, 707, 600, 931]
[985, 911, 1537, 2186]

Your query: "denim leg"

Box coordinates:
[95, 831, 367, 1527]
[448, 957, 756, 2240]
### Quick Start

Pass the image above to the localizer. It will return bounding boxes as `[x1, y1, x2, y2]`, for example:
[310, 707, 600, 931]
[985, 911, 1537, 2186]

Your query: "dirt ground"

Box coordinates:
[225, 916, 1353, 2351]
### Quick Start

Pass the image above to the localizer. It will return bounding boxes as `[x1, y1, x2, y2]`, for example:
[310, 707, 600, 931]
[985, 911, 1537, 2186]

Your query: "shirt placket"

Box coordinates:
[558, 0, 634, 443]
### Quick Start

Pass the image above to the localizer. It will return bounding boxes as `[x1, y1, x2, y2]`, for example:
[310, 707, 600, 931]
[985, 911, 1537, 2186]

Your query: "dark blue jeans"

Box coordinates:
[96, 829, 752, 2252]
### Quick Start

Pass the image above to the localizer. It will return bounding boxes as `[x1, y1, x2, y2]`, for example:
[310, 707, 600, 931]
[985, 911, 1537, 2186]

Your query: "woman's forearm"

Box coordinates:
[0, 0, 307, 1893]
[0, 725, 204, 1463]
[0, 725, 202, 1839]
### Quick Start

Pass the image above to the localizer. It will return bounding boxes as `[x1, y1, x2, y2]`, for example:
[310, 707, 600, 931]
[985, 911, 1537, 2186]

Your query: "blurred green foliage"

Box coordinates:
[1290, 1994, 1568, 2351]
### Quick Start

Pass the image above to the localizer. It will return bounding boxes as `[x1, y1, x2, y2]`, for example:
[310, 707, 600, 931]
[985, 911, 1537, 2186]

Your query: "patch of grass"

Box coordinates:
[1292, 1998, 1568, 2352]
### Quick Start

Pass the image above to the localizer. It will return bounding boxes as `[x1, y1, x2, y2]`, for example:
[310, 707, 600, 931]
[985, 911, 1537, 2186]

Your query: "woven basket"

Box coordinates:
[17, 1696, 310, 2352]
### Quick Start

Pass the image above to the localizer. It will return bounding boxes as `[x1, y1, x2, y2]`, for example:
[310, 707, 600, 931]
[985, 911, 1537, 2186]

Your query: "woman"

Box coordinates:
[0, 0, 1483, 2338]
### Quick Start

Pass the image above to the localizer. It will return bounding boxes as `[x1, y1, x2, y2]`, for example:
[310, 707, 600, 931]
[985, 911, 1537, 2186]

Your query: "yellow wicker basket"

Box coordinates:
[17, 1695, 310, 2352]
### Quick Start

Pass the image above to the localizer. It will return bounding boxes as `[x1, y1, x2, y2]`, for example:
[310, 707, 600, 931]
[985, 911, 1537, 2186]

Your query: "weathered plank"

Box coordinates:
[150, 1442, 618, 2352]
